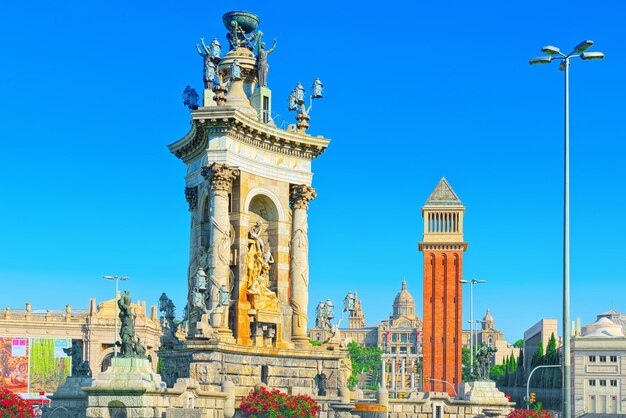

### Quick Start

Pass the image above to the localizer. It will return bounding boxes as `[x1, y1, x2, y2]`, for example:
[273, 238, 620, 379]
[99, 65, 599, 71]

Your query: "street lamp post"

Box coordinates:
[460, 279, 486, 375]
[103, 275, 130, 357]
[530, 40, 604, 418]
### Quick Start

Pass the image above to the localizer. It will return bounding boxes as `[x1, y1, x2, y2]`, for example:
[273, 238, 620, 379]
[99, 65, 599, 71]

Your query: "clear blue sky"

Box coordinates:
[1, 0, 625, 343]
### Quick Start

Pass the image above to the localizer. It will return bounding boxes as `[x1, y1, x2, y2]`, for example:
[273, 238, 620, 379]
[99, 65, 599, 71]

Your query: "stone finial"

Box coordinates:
[185, 186, 198, 212]
[66, 304, 72, 316]
[4, 307, 10, 319]
[26, 303, 32, 313]
[289, 184, 317, 210]
[201, 163, 240, 193]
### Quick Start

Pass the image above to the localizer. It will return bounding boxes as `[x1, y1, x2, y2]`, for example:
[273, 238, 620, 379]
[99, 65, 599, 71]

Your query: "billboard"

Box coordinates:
[0, 337, 29, 393]
[0, 337, 71, 395]
[29, 338, 71, 393]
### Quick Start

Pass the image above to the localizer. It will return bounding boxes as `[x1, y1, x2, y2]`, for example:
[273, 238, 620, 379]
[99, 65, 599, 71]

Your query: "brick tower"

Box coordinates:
[418, 178, 467, 395]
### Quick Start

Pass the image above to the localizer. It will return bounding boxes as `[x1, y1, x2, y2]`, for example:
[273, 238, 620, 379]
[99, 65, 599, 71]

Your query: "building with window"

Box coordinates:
[523, 318, 559, 377]
[462, 309, 520, 365]
[0, 296, 163, 396]
[572, 313, 626, 416]
[308, 280, 422, 355]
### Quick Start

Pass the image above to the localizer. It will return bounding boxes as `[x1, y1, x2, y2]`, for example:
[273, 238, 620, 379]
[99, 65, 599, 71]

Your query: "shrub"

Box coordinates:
[508, 409, 551, 418]
[0, 387, 34, 418]
[240, 386, 321, 418]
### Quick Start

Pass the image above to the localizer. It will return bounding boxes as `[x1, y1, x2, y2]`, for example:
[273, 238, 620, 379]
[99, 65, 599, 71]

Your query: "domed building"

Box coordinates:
[392, 280, 416, 319]
[572, 312, 626, 416]
[308, 280, 423, 355]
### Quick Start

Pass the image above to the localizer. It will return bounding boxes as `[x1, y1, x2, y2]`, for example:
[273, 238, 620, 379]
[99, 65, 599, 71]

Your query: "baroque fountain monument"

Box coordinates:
[161, 8, 353, 413]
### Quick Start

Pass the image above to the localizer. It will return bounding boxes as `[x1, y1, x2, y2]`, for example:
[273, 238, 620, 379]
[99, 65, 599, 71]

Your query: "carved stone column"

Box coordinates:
[381, 357, 387, 389]
[289, 184, 316, 345]
[201, 163, 239, 338]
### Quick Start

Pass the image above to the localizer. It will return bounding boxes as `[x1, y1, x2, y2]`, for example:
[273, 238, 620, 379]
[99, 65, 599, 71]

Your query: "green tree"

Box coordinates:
[513, 339, 524, 348]
[462, 347, 471, 381]
[515, 350, 525, 387]
[346, 342, 382, 389]
[545, 333, 557, 364]
[489, 364, 505, 382]
[530, 340, 545, 387]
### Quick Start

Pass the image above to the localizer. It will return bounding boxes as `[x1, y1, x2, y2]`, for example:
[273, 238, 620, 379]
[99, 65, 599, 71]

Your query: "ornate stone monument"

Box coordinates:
[162, 10, 351, 407]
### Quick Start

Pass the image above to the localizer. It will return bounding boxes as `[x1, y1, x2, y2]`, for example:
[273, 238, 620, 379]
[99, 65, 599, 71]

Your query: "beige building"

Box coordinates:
[0, 296, 162, 379]
[309, 281, 423, 355]
[462, 309, 520, 365]
[523, 318, 559, 376]
[571, 313, 626, 416]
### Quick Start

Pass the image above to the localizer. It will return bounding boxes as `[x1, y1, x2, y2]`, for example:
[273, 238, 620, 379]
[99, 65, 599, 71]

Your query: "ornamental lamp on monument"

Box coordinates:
[209, 38, 222, 59]
[288, 79, 323, 133]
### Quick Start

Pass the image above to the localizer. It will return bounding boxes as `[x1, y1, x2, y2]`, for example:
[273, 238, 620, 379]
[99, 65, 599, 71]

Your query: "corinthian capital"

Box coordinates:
[201, 163, 240, 193]
[289, 184, 317, 210]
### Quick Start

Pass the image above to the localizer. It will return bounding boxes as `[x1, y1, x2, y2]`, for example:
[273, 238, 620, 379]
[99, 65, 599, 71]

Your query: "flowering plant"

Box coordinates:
[0, 387, 33, 418]
[240, 386, 321, 418]
[508, 409, 551, 418]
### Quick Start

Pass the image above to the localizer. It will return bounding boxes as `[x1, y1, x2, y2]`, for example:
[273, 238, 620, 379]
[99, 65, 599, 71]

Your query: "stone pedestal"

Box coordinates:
[83, 357, 166, 417]
[44, 376, 93, 418]
[458, 380, 510, 405]
[160, 340, 350, 400]
[458, 380, 514, 418]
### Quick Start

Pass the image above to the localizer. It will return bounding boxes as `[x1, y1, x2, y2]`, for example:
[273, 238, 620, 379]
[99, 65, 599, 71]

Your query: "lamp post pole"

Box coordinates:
[103, 275, 130, 357]
[461, 278, 486, 375]
[530, 41, 604, 418]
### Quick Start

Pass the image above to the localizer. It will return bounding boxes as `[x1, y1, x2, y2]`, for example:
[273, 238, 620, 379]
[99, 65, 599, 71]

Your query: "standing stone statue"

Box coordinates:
[246, 220, 279, 312]
[62, 341, 91, 377]
[159, 293, 180, 344]
[117, 291, 147, 358]
[316, 372, 327, 396]
[256, 31, 276, 87]
[475, 345, 497, 380]
[196, 38, 217, 89]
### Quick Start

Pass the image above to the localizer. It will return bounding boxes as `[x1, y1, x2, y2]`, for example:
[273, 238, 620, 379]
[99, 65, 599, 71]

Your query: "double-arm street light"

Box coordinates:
[529, 40, 604, 418]
[103, 275, 130, 357]
[460, 278, 486, 374]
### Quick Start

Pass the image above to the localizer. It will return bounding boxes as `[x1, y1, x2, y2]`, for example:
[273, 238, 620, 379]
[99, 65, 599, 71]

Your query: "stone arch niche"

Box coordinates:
[234, 190, 289, 348]
[247, 193, 279, 293]
[107, 400, 127, 418]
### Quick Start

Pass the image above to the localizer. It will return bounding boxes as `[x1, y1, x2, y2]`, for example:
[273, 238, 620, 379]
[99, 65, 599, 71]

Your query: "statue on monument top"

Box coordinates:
[474, 345, 497, 380]
[256, 31, 277, 88]
[117, 290, 147, 358]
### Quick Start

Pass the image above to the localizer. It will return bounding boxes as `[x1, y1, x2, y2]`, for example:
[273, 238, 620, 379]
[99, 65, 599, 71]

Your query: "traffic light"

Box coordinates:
[423, 377, 430, 383]
[529, 392, 536, 404]
[413, 364, 418, 373]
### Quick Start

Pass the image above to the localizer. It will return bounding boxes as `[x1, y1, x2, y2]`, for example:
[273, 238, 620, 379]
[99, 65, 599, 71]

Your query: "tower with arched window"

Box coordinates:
[418, 177, 467, 395]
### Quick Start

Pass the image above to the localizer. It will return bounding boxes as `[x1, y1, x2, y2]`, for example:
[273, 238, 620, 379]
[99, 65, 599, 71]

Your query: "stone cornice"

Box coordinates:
[167, 107, 330, 163]
[418, 242, 469, 251]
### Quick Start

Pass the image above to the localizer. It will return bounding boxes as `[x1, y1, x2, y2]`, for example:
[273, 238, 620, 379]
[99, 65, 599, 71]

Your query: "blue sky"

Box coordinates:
[1, 0, 624, 343]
